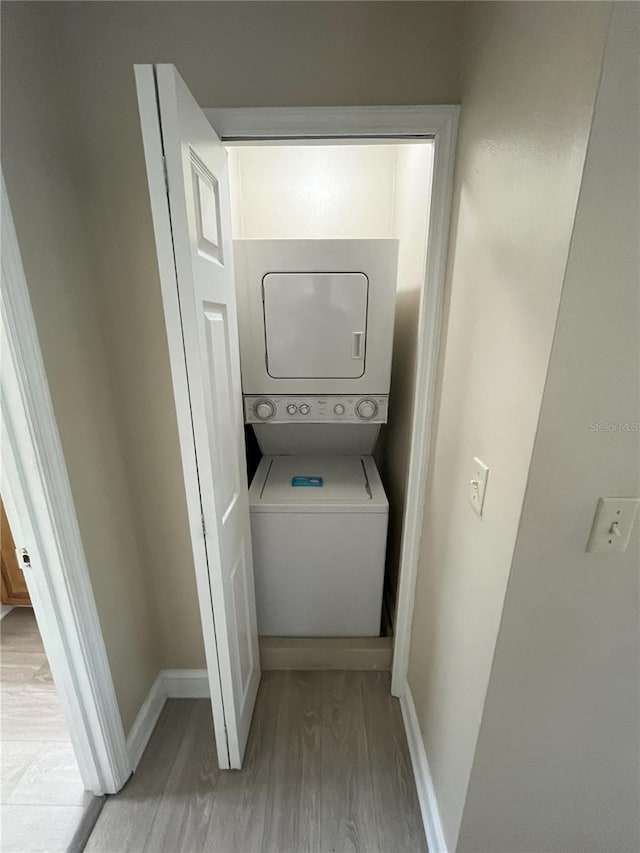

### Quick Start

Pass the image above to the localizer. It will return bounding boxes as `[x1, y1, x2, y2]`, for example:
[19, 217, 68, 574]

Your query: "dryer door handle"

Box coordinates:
[352, 331, 364, 360]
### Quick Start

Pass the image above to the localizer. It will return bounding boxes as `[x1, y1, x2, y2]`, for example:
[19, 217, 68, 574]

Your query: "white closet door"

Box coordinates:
[263, 272, 368, 378]
[136, 63, 260, 769]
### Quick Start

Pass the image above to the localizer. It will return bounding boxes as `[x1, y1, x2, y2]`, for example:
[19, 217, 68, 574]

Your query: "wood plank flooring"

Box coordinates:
[0, 608, 95, 852]
[86, 671, 426, 853]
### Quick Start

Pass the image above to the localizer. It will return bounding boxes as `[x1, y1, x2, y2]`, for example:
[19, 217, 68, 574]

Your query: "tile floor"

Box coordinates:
[1, 608, 94, 852]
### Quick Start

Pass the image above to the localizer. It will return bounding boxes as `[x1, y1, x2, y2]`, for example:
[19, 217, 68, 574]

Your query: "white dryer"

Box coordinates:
[249, 455, 388, 637]
[234, 239, 399, 400]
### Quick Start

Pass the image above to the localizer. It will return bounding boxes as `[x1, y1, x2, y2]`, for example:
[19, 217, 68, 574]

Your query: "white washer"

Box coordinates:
[249, 455, 388, 637]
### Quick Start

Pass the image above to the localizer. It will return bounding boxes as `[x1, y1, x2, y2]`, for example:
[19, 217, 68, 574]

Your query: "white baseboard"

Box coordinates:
[125, 672, 165, 771]
[126, 668, 209, 770]
[400, 684, 449, 853]
[161, 668, 209, 698]
[0, 605, 14, 621]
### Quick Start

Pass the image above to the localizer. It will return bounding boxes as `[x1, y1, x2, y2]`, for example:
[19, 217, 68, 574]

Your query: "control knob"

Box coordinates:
[286, 404, 298, 415]
[334, 403, 345, 415]
[355, 398, 378, 420]
[299, 404, 311, 415]
[254, 399, 276, 421]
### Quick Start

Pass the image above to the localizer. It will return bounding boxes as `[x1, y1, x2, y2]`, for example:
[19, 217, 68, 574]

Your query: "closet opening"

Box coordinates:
[227, 140, 434, 661]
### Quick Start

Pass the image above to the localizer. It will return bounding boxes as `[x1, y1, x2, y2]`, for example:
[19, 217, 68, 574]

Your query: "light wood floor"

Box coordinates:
[86, 670, 427, 853]
[0, 608, 95, 853]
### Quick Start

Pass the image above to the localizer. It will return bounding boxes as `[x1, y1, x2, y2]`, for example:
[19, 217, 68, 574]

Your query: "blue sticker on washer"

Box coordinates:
[291, 476, 324, 487]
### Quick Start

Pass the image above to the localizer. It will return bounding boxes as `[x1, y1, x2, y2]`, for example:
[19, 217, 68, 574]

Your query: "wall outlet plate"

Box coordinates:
[469, 457, 489, 518]
[586, 497, 640, 553]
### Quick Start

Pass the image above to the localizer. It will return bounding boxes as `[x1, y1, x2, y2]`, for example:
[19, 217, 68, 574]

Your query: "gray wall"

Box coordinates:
[407, 2, 611, 848]
[458, 6, 640, 850]
[1, 3, 160, 733]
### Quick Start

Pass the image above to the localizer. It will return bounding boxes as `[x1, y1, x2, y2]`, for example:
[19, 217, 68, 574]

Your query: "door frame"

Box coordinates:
[0, 174, 131, 794]
[204, 106, 458, 699]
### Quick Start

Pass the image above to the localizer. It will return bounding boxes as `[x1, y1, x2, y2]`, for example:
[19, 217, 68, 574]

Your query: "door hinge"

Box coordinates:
[162, 157, 169, 192]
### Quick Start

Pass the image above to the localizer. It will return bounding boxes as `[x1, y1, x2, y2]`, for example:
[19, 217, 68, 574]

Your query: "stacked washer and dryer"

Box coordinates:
[235, 239, 399, 637]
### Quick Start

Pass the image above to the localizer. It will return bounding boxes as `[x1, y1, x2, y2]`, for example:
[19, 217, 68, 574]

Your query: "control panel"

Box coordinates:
[244, 395, 389, 424]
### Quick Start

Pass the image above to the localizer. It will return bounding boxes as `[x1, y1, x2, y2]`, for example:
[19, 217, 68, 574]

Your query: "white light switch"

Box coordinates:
[586, 497, 640, 553]
[469, 457, 489, 517]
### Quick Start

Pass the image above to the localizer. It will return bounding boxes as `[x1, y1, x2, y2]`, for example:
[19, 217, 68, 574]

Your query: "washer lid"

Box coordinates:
[251, 455, 388, 513]
[250, 455, 388, 513]
[260, 456, 371, 503]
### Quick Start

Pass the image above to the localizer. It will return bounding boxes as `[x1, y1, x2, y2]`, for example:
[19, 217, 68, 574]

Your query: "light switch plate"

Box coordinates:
[586, 497, 640, 553]
[469, 457, 489, 517]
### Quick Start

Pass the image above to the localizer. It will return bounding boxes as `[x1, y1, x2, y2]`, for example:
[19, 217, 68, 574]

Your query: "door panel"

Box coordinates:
[230, 541, 255, 699]
[191, 153, 223, 261]
[202, 303, 240, 513]
[137, 64, 260, 769]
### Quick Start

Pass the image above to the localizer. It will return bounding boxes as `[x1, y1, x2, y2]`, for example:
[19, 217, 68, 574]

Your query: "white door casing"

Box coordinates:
[135, 64, 260, 769]
[1, 175, 131, 794]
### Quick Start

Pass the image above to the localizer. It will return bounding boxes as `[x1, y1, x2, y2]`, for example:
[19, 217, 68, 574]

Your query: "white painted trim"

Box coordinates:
[126, 669, 210, 770]
[125, 673, 166, 771]
[400, 684, 449, 853]
[205, 105, 458, 141]
[204, 105, 459, 700]
[0, 175, 131, 795]
[391, 109, 458, 695]
[162, 668, 210, 698]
